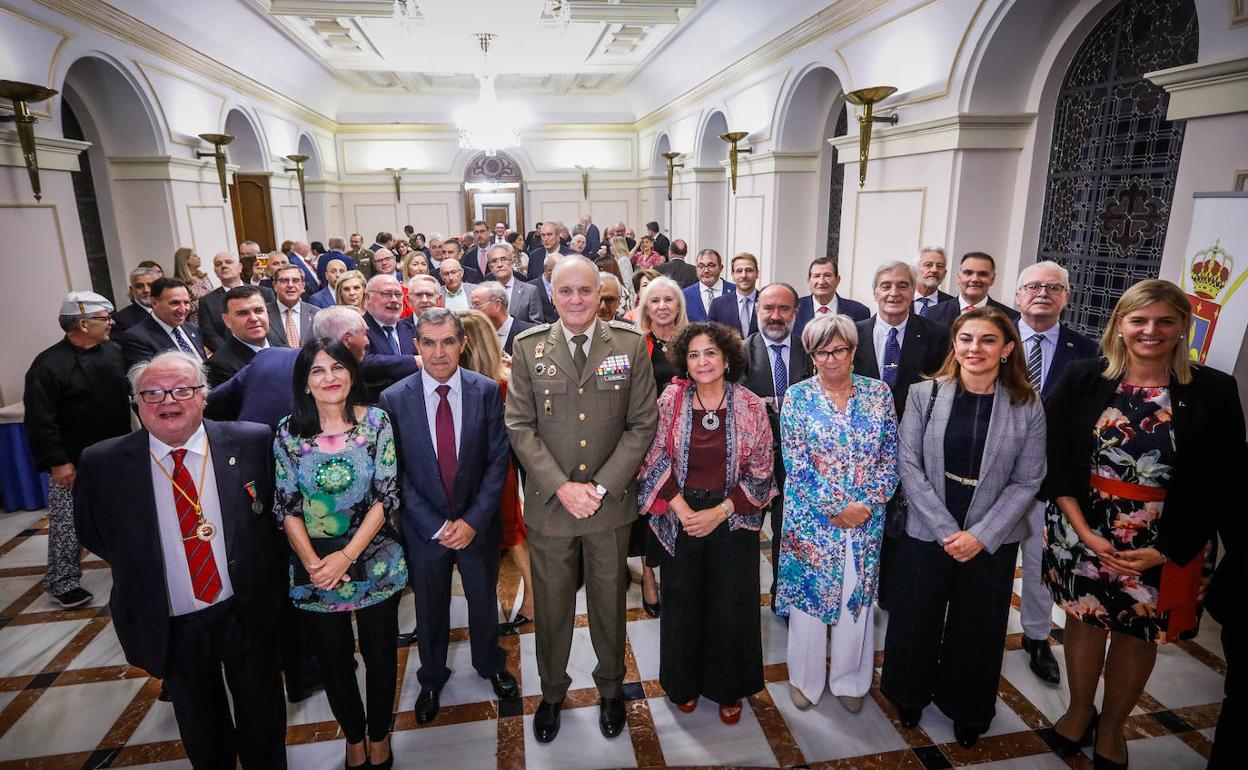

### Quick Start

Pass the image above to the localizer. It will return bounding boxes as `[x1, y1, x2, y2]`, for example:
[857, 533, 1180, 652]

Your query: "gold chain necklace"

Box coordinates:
[149, 439, 215, 542]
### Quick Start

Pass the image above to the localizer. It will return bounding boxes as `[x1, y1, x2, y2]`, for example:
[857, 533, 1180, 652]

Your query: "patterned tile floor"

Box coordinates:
[0, 507, 1225, 769]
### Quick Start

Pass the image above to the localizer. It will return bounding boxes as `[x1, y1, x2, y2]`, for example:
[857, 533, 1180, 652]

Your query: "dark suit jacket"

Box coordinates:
[73, 420, 281, 678]
[1042, 359, 1245, 567]
[198, 285, 276, 352]
[110, 302, 151, 334]
[503, 318, 535, 355]
[206, 347, 417, 425]
[585, 224, 601, 257]
[266, 301, 319, 347]
[365, 313, 417, 356]
[526, 245, 576, 286]
[795, 293, 870, 338]
[656, 257, 698, 289]
[462, 244, 493, 285]
[923, 294, 1020, 327]
[307, 284, 336, 309]
[530, 277, 558, 323]
[1016, 322, 1100, 399]
[853, 314, 949, 418]
[380, 369, 510, 543]
[653, 233, 670, 257]
[205, 332, 286, 388]
[741, 331, 814, 485]
[708, 291, 760, 337]
[119, 314, 207, 368]
[683, 280, 736, 322]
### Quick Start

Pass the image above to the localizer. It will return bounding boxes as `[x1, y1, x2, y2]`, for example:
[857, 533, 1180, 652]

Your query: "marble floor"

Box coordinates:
[0, 507, 1225, 769]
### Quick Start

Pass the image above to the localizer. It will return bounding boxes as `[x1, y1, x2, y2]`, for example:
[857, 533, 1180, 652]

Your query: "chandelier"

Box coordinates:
[455, 33, 531, 156]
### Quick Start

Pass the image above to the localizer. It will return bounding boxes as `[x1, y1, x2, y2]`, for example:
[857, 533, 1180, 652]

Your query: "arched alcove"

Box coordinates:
[296, 133, 323, 179]
[651, 133, 673, 177]
[696, 111, 729, 167]
[223, 108, 267, 171]
[60, 54, 166, 302]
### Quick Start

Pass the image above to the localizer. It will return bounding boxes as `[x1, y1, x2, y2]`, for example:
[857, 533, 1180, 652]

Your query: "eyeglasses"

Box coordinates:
[411, 291, 438, 300]
[810, 346, 852, 362]
[488, 257, 514, 266]
[1020, 282, 1067, 295]
[599, 296, 621, 305]
[81, 316, 113, 323]
[135, 385, 205, 404]
[368, 290, 404, 299]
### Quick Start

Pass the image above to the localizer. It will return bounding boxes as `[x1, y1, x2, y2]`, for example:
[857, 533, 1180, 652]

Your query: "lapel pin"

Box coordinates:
[228, 456, 236, 465]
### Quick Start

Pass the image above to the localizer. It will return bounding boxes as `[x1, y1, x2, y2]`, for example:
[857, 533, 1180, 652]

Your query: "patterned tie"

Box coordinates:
[382, 324, 399, 354]
[770, 344, 788, 405]
[572, 334, 589, 375]
[882, 326, 902, 389]
[169, 449, 221, 603]
[172, 327, 197, 358]
[1027, 333, 1044, 390]
[434, 385, 457, 504]
[704, 287, 714, 315]
[739, 296, 752, 336]
[917, 297, 931, 317]
[285, 308, 300, 348]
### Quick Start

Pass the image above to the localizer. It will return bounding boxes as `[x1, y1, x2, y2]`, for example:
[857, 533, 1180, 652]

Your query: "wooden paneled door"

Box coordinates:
[230, 174, 276, 252]
[483, 205, 510, 231]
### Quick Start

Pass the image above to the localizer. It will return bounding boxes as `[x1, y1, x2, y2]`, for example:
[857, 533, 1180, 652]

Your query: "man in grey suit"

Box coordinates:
[266, 264, 319, 348]
[506, 256, 658, 744]
[487, 243, 543, 324]
[741, 283, 812, 608]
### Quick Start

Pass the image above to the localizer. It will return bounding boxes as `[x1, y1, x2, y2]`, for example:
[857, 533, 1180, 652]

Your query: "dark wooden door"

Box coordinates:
[230, 174, 275, 252]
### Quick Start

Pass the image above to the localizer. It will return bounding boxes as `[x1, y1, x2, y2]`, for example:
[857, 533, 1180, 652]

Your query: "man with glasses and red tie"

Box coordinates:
[74, 350, 287, 769]
[1011, 261, 1098, 685]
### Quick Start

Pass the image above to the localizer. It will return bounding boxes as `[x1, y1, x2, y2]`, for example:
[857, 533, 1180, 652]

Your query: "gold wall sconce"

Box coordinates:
[0, 80, 59, 201]
[575, 165, 593, 199]
[386, 167, 406, 202]
[196, 133, 235, 202]
[284, 154, 309, 229]
[660, 151, 683, 200]
[718, 131, 752, 194]
[844, 86, 899, 187]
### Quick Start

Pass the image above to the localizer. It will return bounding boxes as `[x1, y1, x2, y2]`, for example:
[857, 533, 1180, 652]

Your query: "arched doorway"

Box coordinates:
[692, 111, 729, 250]
[1035, 0, 1198, 336]
[60, 55, 165, 302]
[224, 108, 275, 252]
[463, 151, 524, 235]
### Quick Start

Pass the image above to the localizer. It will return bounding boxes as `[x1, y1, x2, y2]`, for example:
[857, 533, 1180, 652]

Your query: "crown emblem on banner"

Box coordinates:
[1190, 240, 1232, 299]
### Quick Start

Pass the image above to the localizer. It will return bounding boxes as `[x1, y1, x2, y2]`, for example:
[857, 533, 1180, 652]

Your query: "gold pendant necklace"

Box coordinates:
[150, 439, 215, 542]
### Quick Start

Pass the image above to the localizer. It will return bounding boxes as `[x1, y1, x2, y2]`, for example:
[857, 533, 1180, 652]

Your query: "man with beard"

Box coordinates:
[741, 283, 813, 607]
[913, 246, 953, 317]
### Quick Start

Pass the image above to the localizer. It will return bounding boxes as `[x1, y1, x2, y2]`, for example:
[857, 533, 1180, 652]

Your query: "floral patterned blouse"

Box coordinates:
[273, 407, 408, 612]
[775, 375, 899, 624]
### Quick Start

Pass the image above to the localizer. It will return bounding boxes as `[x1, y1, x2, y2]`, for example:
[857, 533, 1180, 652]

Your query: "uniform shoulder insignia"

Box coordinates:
[608, 320, 642, 335]
[516, 323, 550, 341]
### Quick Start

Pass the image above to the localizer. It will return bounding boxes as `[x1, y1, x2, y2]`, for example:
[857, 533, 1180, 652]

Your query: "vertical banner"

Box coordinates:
[1178, 193, 1248, 371]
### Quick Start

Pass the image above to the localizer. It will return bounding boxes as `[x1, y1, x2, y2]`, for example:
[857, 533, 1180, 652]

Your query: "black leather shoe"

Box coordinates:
[642, 598, 661, 618]
[897, 705, 922, 729]
[534, 700, 562, 743]
[954, 722, 981, 749]
[599, 695, 627, 738]
[1022, 636, 1061, 685]
[1092, 749, 1128, 770]
[1049, 709, 1098, 757]
[414, 688, 440, 724]
[488, 671, 519, 700]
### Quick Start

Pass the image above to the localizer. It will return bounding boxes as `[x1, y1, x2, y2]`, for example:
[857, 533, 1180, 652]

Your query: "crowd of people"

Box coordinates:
[21, 219, 1242, 769]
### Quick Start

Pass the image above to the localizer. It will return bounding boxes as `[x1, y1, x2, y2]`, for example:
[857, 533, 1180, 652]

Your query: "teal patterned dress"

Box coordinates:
[273, 407, 408, 612]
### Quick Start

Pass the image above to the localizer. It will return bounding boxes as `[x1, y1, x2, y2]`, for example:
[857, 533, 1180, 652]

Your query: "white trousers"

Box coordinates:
[786, 539, 875, 703]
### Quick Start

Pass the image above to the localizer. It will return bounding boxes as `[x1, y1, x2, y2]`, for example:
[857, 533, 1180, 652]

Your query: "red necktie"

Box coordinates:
[817, 306, 829, 315]
[435, 385, 457, 503]
[963, 304, 976, 313]
[170, 449, 222, 603]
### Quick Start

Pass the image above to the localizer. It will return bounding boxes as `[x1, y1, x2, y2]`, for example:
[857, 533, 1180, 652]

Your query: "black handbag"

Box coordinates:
[884, 383, 939, 538]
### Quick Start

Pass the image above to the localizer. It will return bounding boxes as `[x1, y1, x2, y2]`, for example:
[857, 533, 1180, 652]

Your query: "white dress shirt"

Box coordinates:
[913, 290, 939, 316]
[149, 424, 235, 615]
[496, 316, 514, 348]
[812, 296, 839, 316]
[422, 367, 463, 540]
[1017, 318, 1060, 389]
[153, 316, 202, 361]
[958, 294, 986, 312]
[872, 315, 909, 377]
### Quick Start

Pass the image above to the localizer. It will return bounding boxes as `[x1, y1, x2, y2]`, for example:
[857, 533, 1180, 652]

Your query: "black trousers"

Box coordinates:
[301, 593, 400, 743]
[279, 598, 320, 698]
[165, 598, 287, 770]
[408, 529, 505, 691]
[659, 516, 763, 705]
[1209, 620, 1239, 769]
[768, 447, 785, 604]
[880, 533, 1019, 732]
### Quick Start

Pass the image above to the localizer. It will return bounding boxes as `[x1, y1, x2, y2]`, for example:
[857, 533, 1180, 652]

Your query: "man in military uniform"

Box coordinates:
[506, 256, 658, 744]
[24, 292, 132, 607]
[345, 232, 373, 278]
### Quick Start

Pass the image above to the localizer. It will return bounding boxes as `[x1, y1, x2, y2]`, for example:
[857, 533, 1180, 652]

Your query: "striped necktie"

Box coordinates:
[1027, 334, 1044, 390]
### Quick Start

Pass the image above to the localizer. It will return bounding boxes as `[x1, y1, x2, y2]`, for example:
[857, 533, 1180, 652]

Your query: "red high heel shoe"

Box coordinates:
[718, 700, 742, 724]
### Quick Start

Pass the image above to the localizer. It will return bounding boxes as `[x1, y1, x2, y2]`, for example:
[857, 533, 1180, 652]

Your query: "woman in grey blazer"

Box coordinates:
[880, 307, 1046, 748]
